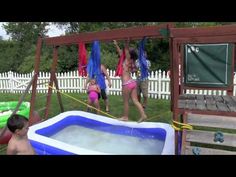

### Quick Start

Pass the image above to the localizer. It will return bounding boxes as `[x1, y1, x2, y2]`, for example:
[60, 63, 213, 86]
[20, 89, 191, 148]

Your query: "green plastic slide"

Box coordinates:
[0, 101, 30, 128]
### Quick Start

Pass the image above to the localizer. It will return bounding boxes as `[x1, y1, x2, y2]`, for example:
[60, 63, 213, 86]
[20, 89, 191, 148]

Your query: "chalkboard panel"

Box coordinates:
[184, 43, 233, 87]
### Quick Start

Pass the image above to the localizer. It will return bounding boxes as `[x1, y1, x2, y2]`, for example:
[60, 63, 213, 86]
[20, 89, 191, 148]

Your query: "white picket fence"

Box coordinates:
[0, 70, 236, 100]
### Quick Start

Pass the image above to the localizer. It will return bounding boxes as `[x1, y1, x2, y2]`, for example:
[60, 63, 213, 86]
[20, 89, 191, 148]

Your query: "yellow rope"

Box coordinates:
[172, 120, 191, 127]
[47, 85, 117, 119]
[146, 115, 193, 130]
[46, 84, 174, 123]
[171, 124, 182, 131]
[171, 120, 193, 131]
[145, 114, 161, 121]
[145, 112, 171, 121]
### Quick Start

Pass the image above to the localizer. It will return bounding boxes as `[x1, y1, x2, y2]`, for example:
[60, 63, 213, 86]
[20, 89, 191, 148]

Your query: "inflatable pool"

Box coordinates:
[0, 101, 30, 128]
[28, 111, 175, 155]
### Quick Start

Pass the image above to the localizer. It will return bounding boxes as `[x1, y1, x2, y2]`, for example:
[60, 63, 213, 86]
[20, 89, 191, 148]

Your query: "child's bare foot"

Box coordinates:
[118, 117, 129, 121]
[138, 115, 147, 123]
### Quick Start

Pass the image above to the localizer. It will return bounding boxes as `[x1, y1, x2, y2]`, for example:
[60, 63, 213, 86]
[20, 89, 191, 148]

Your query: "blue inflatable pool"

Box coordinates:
[28, 111, 175, 155]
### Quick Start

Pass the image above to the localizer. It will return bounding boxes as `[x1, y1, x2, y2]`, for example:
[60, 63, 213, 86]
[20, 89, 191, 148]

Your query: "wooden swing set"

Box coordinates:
[29, 23, 173, 124]
[1, 23, 173, 145]
[2, 23, 236, 154]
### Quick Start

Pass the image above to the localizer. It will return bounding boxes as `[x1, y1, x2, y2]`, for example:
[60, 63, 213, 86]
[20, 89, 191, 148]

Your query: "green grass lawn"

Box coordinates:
[0, 93, 172, 123]
[2, 92, 236, 154]
[0, 92, 172, 154]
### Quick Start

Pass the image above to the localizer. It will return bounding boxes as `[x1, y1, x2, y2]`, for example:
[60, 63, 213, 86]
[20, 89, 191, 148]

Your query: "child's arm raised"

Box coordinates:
[113, 40, 122, 57]
[124, 39, 131, 62]
[101, 65, 112, 88]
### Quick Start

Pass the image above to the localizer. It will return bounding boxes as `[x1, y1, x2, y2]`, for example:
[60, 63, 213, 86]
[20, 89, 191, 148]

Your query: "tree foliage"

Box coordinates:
[0, 22, 234, 73]
[0, 40, 18, 72]
[1, 22, 49, 73]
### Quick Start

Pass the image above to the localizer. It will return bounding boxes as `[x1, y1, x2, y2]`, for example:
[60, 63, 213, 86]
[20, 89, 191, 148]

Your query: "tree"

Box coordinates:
[3, 22, 49, 43]
[2, 22, 50, 72]
[17, 45, 53, 73]
[57, 45, 78, 72]
[0, 40, 18, 73]
[1, 22, 230, 73]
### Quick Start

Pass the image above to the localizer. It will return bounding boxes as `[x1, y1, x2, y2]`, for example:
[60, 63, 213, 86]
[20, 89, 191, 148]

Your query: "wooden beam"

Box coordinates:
[178, 108, 236, 117]
[186, 130, 236, 148]
[184, 145, 236, 155]
[187, 113, 236, 129]
[170, 25, 236, 38]
[172, 39, 180, 121]
[44, 46, 59, 120]
[169, 38, 174, 111]
[44, 24, 173, 46]
[53, 75, 64, 113]
[29, 36, 43, 125]
[174, 35, 236, 44]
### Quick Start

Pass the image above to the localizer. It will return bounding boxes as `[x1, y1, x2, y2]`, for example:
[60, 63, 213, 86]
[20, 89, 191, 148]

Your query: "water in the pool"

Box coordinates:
[50, 125, 165, 154]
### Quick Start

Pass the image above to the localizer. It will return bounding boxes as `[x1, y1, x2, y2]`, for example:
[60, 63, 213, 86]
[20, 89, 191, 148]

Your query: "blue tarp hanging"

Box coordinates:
[87, 41, 106, 89]
[138, 37, 149, 80]
[87, 41, 101, 78]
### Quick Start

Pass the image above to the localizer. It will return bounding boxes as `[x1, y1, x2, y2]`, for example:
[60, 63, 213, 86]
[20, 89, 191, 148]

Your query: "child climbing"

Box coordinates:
[113, 39, 147, 122]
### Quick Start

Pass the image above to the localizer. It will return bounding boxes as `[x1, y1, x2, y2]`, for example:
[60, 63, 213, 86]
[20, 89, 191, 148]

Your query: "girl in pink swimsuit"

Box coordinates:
[114, 40, 147, 122]
[87, 79, 101, 114]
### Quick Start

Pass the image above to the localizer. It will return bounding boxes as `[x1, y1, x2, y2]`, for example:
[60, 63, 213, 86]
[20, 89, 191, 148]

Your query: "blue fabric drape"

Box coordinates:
[87, 41, 100, 78]
[87, 41, 106, 89]
[138, 37, 149, 80]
